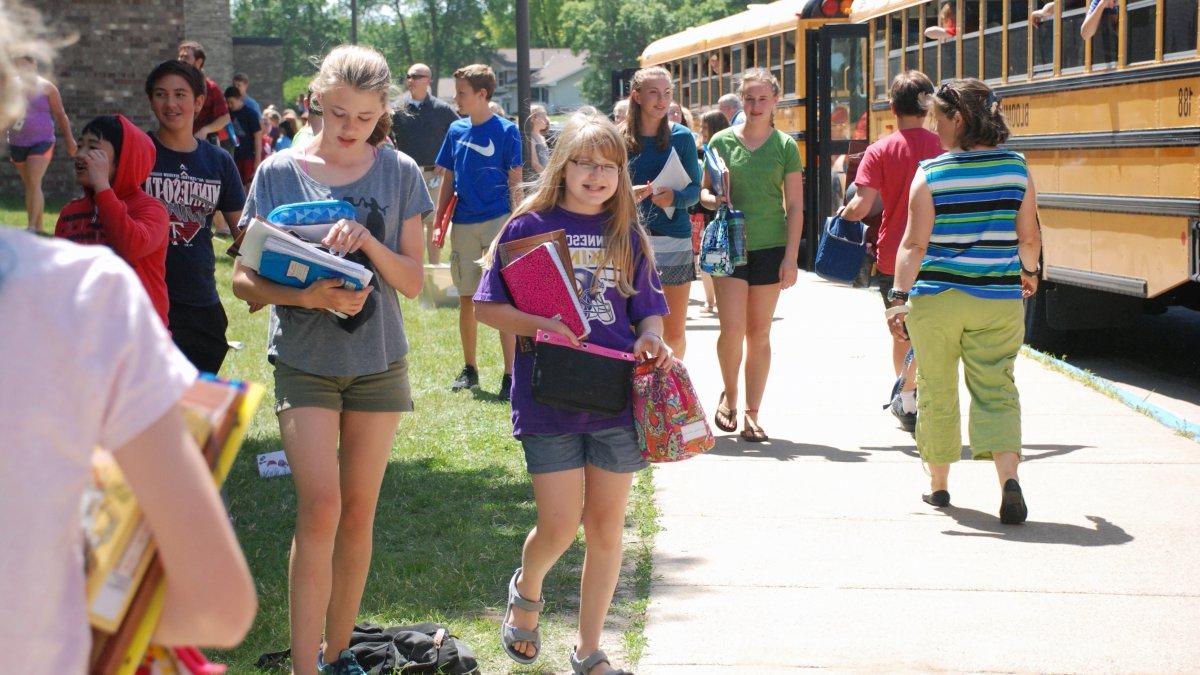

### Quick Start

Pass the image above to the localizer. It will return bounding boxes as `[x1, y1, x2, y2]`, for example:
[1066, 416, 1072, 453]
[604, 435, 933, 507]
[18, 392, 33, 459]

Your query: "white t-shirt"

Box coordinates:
[0, 231, 196, 674]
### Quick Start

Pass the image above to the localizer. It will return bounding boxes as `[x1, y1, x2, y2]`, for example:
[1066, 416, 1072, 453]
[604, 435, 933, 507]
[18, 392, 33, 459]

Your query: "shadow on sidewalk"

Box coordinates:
[861, 443, 1091, 461]
[933, 508, 1133, 546]
[708, 435, 870, 462]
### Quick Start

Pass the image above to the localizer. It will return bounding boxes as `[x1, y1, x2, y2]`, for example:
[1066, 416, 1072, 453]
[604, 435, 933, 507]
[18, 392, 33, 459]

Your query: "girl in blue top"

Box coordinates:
[623, 66, 702, 358]
[475, 108, 670, 675]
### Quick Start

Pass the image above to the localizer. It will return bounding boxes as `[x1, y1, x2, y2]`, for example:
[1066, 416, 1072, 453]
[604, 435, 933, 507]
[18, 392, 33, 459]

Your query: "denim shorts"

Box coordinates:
[519, 425, 647, 474]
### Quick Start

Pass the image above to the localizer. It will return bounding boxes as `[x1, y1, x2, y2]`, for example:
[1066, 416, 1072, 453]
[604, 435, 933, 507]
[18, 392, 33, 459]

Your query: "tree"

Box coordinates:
[483, 0, 567, 47]
[231, 0, 349, 80]
[560, 0, 751, 107]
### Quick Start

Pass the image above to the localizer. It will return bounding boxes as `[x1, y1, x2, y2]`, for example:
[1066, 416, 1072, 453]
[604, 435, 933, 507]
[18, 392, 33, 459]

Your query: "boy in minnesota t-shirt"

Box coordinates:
[433, 63, 522, 399]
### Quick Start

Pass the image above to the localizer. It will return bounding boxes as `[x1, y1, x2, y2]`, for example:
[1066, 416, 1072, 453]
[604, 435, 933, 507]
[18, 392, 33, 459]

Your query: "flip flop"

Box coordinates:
[740, 410, 767, 442]
[500, 568, 543, 665]
[715, 391, 737, 432]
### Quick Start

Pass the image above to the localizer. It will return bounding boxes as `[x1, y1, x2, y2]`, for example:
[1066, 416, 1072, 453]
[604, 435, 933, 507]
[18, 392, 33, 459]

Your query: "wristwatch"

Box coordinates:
[886, 288, 910, 304]
[1021, 263, 1041, 276]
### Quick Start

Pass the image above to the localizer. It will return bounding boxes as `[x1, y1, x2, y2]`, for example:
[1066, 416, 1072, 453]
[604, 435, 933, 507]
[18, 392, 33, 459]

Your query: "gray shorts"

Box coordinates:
[519, 425, 648, 474]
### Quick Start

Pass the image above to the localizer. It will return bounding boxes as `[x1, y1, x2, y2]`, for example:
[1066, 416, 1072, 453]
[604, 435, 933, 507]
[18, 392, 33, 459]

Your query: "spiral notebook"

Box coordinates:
[501, 241, 590, 339]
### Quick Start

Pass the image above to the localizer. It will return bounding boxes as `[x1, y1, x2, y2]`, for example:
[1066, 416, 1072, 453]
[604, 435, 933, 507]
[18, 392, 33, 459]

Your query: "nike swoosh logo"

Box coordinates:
[459, 139, 495, 157]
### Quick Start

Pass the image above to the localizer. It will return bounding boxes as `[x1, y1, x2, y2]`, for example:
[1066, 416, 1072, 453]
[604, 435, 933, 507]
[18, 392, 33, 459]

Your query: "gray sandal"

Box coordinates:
[570, 648, 633, 674]
[501, 568, 544, 665]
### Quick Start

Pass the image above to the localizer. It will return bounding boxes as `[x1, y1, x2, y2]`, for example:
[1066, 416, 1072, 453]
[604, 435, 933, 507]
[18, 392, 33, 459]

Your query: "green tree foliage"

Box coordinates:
[282, 74, 312, 106]
[231, 0, 349, 80]
[560, 0, 751, 107]
[483, 0, 567, 47]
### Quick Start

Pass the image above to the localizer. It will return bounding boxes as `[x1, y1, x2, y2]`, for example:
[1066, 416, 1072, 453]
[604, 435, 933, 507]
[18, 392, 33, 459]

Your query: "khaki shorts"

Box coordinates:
[273, 358, 414, 414]
[450, 213, 508, 296]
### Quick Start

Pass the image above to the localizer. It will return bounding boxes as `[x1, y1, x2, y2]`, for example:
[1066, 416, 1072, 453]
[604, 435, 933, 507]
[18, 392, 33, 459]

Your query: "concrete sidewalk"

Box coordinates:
[641, 273, 1200, 673]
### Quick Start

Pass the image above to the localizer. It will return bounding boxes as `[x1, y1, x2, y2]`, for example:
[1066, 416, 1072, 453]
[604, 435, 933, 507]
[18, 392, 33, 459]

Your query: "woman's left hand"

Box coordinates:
[887, 311, 910, 342]
[322, 218, 375, 256]
[1021, 272, 1038, 298]
[634, 332, 673, 369]
[778, 259, 798, 290]
[650, 188, 674, 210]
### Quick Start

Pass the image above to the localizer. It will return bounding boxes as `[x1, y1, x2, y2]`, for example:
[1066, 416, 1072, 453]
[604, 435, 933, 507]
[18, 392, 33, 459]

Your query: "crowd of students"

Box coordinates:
[3, 0, 1045, 670]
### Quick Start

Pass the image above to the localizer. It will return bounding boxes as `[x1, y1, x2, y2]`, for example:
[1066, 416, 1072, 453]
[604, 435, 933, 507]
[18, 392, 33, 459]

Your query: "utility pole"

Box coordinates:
[516, 0, 531, 171]
[350, 0, 358, 44]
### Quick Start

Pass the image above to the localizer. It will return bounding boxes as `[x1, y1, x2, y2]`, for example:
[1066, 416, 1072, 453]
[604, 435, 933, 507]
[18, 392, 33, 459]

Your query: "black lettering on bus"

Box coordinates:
[1178, 87, 1193, 118]
[1002, 102, 1030, 128]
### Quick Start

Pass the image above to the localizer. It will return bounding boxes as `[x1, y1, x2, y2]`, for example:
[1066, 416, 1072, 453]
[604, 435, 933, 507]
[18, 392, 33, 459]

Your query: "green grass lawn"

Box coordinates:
[0, 198, 657, 673]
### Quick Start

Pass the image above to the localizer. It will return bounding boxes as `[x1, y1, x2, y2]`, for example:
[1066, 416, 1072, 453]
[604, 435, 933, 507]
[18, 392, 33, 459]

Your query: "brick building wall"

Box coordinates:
[1, 0, 233, 204]
[233, 37, 284, 110]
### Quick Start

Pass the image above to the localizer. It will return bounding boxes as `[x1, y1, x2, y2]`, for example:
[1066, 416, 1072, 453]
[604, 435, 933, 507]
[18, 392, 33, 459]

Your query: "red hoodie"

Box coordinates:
[56, 115, 170, 325]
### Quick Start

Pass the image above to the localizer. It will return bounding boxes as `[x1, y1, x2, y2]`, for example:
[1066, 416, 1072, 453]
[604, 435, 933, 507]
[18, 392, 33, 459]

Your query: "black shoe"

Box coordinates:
[999, 478, 1028, 524]
[922, 490, 950, 508]
[451, 365, 479, 391]
[499, 373, 512, 401]
[889, 394, 916, 433]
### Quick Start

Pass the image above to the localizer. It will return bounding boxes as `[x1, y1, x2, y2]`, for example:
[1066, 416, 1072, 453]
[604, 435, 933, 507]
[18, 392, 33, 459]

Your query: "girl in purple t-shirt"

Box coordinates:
[475, 108, 669, 675]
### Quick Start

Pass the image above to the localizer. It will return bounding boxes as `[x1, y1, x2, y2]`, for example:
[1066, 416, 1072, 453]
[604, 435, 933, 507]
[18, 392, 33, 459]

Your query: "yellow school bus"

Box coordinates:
[641, 0, 1200, 341]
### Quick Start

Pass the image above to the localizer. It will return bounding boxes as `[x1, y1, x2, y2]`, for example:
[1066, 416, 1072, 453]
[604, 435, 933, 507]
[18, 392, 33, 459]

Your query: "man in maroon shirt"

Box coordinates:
[177, 40, 230, 144]
[840, 71, 942, 433]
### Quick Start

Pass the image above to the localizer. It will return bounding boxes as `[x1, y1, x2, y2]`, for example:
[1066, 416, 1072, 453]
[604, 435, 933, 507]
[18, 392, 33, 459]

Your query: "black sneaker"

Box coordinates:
[499, 373, 513, 401]
[451, 365, 479, 391]
[999, 478, 1028, 524]
[889, 394, 916, 434]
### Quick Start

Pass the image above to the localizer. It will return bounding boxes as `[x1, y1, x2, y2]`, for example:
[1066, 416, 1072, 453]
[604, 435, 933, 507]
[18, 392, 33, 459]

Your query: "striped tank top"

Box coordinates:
[912, 149, 1028, 300]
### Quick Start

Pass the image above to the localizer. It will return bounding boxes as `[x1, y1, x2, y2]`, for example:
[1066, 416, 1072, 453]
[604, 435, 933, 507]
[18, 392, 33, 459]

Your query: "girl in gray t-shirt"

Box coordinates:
[230, 45, 431, 675]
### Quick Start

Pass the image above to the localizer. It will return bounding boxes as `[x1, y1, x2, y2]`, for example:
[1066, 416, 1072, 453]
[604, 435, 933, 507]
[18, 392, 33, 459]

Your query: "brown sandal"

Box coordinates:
[740, 410, 767, 442]
[715, 391, 737, 432]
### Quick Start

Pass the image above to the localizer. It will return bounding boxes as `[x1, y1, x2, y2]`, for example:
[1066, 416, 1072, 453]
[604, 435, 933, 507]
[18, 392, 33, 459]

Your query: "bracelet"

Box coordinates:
[885, 304, 910, 318]
[1021, 264, 1039, 276]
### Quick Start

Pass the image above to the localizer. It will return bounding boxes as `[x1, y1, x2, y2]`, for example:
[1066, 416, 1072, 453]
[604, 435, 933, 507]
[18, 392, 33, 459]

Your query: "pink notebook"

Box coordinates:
[502, 242, 590, 339]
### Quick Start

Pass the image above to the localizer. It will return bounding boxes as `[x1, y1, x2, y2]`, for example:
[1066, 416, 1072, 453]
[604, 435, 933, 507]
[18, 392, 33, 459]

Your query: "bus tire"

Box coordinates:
[1024, 280, 1065, 350]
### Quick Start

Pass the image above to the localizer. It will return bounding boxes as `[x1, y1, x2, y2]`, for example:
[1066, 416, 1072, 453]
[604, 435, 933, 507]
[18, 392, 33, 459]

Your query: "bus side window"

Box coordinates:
[963, 0, 982, 78]
[1127, 0, 1158, 63]
[941, 0, 960, 80]
[922, 1, 940, 80]
[1163, 0, 1198, 58]
[784, 31, 798, 96]
[889, 12, 904, 79]
[873, 18, 888, 99]
[984, 0, 1005, 80]
[1032, 0, 1055, 75]
[1090, 0, 1119, 69]
[1060, 0, 1087, 70]
[1009, 0, 1031, 80]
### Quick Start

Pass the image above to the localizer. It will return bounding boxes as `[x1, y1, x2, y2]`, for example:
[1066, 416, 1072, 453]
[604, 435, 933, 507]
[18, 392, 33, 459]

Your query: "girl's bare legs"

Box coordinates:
[507, 468, 586, 659]
[713, 277, 749, 411]
[743, 282, 782, 427]
[576, 464, 635, 663]
[17, 153, 50, 233]
[661, 282, 692, 358]
[322, 410, 401, 656]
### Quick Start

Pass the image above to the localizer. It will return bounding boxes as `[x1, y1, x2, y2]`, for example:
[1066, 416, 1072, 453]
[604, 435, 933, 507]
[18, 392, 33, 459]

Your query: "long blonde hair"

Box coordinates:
[493, 107, 653, 298]
[308, 45, 398, 146]
[622, 66, 673, 155]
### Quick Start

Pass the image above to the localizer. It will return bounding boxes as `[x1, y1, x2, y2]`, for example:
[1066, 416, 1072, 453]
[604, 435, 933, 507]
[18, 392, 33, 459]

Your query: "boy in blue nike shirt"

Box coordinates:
[434, 63, 522, 399]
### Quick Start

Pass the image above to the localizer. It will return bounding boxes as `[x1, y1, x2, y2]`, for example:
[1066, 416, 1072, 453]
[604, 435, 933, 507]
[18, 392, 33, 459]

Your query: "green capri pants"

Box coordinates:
[906, 289, 1025, 465]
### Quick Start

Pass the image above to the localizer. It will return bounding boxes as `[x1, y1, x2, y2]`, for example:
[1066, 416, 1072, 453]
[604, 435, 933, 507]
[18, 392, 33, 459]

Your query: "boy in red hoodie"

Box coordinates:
[56, 114, 170, 325]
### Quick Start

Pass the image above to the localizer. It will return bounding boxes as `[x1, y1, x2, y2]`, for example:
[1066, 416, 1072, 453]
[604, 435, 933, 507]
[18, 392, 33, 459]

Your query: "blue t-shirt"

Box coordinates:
[435, 114, 522, 224]
[229, 105, 262, 161]
[474, 206, 668, 436]
[243, 95, 262, 117]
[143, 134, 246, 306]
[628, 122, 702, 238]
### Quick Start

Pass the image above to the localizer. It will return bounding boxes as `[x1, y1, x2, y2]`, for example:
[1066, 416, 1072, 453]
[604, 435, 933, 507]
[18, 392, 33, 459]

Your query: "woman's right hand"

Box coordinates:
[1021, 272, 1039, 298]
[540, 317, 580, 346]
[302, 278, 371, 315]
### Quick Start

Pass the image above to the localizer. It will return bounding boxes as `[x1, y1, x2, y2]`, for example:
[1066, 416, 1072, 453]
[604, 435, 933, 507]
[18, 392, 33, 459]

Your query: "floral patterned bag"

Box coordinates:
[632, 359, 715, 463]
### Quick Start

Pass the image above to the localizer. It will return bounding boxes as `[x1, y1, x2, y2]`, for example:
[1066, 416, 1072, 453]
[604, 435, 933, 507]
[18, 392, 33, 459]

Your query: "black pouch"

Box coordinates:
[531, 337, 635, 417]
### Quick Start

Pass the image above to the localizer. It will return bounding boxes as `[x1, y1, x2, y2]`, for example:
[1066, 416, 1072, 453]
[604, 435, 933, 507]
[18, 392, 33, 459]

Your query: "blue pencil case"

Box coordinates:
[267, 200, 357, 226]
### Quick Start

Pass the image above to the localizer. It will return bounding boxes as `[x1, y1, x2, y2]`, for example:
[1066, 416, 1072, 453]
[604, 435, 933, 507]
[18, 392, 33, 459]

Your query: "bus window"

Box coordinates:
[1032, 0, 1054, 75]
[1061, 0, 1087, 71]
[906, 6, 922, 72]
[922, 2, 940, 79]
[890, 12, 904, 78]
[1089, 0, 1119, 69]
[757, 38, 769, 68]
[721, 46, 733, 95]
[1164, 0, 1198, 57]
[874, 18, 888, 99]
[940, 0, 959, 80]
[690, 55, 700, 107]
[1127, 0, 1158, 63]
[963, 0, 982, 78]
[732, 45, 743, 82]
[745, 40, 758, 68]
[984, 0, 1004, 80]
[1009, 0, 1030, 79]
[771, 34, 784, 87]
[784, 31, 798, 96]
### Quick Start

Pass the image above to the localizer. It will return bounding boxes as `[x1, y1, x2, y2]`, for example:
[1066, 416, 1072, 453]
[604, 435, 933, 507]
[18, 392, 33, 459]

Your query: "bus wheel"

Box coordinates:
[1024, 280, 1065, 350]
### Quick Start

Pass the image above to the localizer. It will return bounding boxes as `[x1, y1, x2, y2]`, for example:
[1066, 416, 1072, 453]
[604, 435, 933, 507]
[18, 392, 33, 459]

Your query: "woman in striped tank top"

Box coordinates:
[886, 79, 1042, 525]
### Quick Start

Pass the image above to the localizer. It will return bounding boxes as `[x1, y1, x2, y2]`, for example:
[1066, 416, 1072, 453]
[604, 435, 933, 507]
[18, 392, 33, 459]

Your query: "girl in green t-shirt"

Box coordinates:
[700, 68, 804, 443]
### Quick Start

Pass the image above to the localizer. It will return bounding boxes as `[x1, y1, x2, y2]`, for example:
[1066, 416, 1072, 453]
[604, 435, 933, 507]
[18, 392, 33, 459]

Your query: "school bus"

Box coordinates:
[641, 0, 1200, 342]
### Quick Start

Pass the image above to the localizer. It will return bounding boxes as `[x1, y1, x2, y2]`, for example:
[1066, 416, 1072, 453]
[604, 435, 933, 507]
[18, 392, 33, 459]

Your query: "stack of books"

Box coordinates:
[84, 375, 263, 675]
[238, 216, 373, 292]
[500, 235, 590, 340]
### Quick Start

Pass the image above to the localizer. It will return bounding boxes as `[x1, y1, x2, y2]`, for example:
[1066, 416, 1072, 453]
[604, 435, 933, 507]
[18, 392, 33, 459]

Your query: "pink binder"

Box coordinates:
[502, 242, 591, 339]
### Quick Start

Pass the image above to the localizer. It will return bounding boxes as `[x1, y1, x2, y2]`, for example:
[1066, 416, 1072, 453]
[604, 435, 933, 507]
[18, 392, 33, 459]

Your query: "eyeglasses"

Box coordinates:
[569, 159, 620, 176]
[406, 74, 428, 80]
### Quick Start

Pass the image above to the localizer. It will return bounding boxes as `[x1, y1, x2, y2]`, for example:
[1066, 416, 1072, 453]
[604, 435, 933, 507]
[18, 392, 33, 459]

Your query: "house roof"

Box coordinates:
[492, 48, 589, 86]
